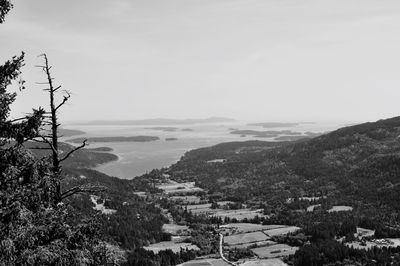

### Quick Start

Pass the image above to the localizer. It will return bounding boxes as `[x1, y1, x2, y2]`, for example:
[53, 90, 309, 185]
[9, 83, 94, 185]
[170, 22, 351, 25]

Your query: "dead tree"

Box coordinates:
[35, 54, 104, 203]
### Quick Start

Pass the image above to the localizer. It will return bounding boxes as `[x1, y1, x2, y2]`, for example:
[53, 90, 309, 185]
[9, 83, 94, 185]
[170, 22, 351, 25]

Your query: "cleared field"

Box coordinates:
[144, 241, 199, 254]
[157, 181, 204, 195]
[389, 238, 400, 246]
[264, 226, 300, 237]
[210, 209, 265, 220]
[162, 224, 190, 235]
[185, 201, 233, 212]
[185, 204, 265, 220]
[177, 258, 231, 266]
[207, 159, 226, 163]
[220, 223, 286, 234]
[240, 259, 288, 266]
[299, 196, 323, 201]
[171, 195, 202, 204]
[251, 244, 299, 258]
[224, 231, 270, 246]
[133, 191, 147, 197]
[306, 204, 321, 212]
[90, 195, 116, 215]
[328, 205, 353, 212]
[356, 227, 375, 238]
[346, 238, 400, 250]
[286, 196, 322, 203]
[230, 240, 276, 249]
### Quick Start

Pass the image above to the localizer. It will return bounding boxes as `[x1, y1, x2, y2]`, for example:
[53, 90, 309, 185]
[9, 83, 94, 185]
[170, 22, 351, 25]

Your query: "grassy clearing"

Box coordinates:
[220, 223, 286, 234]
[177, 258, 231, 266]
[171, 195, 202, 204]
[162, 224, 190, 235]
[346, 238, 400, 250]
[251, 244, 299, 258]
[144, 241, 200, 254]
[240, 258, 289, 266]
[224, 231, 270, 246]
[264, 226, 300, 237]
[229, 240, 276, 249]
[157, 181, 204, 195]
[185, 201, 233, 212]
[327, 205, 353, 212]
[356, 227, 375, 238]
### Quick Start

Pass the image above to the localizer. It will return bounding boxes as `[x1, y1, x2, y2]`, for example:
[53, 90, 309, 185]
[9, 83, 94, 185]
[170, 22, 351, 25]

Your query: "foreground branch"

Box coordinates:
[59, 139, 87, 163]
[61, 185, 107, 200]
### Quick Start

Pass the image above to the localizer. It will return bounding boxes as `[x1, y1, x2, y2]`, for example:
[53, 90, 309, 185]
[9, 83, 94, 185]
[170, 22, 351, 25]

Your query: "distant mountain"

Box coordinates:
[73, 117, 236, 126]
[248, 122, 301, 128]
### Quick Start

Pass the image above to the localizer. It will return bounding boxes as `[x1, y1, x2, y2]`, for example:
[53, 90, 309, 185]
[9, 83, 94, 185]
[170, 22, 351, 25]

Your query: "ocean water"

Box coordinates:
[63, 121, 346, 179]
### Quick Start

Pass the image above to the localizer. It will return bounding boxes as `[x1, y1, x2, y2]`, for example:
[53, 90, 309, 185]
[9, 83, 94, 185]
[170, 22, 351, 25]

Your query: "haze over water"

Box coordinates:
[64, 120, 346, 179]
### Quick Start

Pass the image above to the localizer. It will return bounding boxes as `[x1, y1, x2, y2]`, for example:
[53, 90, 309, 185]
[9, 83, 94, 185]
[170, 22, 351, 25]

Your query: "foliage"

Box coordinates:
[0, 0, 12, 23]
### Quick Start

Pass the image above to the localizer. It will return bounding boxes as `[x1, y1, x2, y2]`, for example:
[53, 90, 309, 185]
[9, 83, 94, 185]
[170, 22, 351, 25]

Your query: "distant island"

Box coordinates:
[181, 128, 193, 131]
[86, 147, 113, 152]
[231, 129, 302, 138]
[165, 138, 178, 141]
[67, 136, 160, 143]
[59, 128, 86, 137]
[146, 127, 178, 132]
[73, 117, 235, 126]
[248, 122, 300, 128]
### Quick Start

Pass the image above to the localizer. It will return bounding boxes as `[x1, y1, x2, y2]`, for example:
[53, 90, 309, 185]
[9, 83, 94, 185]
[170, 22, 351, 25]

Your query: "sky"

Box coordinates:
[1, 0, 400, 123]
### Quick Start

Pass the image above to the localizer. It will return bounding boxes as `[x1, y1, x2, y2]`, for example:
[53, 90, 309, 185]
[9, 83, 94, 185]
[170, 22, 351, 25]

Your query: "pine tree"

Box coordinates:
[0, 2, 111, 265]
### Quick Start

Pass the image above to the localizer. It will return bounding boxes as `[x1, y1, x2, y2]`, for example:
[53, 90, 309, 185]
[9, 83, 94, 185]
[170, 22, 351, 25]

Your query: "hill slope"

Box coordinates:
[168, 116, 400, 216]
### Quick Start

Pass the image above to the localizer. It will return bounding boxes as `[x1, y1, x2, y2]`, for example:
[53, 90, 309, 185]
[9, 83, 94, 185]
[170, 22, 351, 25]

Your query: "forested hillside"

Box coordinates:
[166, 117, 400, 265]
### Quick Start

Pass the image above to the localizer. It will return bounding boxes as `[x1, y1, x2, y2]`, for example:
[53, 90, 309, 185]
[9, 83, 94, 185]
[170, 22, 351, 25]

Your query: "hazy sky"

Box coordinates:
[1, 0, 400, 122]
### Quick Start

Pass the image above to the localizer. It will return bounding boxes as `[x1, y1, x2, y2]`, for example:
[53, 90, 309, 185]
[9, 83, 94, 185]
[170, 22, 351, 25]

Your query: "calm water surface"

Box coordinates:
[64, 121, 346, 179]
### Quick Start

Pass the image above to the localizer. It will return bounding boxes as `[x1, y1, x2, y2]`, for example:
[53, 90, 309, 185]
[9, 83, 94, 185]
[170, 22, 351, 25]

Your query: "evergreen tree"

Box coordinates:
[0, 2, 111, 265]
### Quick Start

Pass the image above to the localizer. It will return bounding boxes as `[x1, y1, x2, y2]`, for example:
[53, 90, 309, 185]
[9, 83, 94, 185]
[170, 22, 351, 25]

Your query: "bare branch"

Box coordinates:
[55, 91, 71, 111]
[9, 117, 27, 123]
[40, 135, 57, 155]
[59, 139, 87, 163]
[61, 185, 107, 200]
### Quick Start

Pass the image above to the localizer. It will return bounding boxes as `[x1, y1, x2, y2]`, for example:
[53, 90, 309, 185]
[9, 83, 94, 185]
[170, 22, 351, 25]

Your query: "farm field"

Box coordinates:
[162, 223, 190, 235]
[143, 241, 200, 254]
[177, 258, 231, 266]
[224, 231, 270, 246]
[346, 238, 400, 250]
[156, 180, 204, 195]
[355, 227, 375, 238]
[264, 226, 300, 237]
[220, 223, 287, 234]
[185, 204, 265, 221]
[328, 205, 353, 212]
[240, 259, 288, 266]
[231, 240, 276, 249]
[215, 209, 265, 220]
[171, 195, 202, 204]
[251, 244, 299, 259]
[185, 201, 233, 212]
